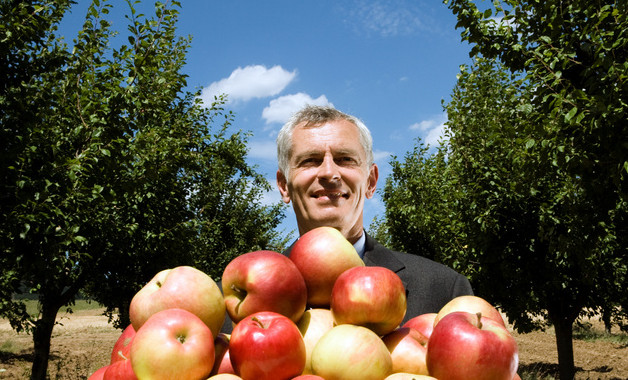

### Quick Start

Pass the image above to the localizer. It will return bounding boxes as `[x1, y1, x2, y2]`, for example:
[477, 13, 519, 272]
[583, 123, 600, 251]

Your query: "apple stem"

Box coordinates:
[476, 312, 483, 329]
[230, 284, 246, 297]
[251, 316, 265, 329]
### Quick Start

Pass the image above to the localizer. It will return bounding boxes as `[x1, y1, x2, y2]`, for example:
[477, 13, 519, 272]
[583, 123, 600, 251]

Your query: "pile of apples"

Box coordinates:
[88, 226, 519, 380]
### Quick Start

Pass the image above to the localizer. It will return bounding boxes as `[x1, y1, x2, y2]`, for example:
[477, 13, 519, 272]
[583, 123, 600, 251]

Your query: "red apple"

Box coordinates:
[311, 324, 392, 380]
[330, 266, 407, 336]
[210, 333, 235, 375]
[221, 250, 307, 323]
[130, 308, 215, 380]
[87, 366, 108, 380]
[296, 308, 335, 374]
[103, 358, 137, 380]
[292, 376, 326, 380]
[382, 327, 429, 375]
[110, 324, 136, 364]
[289, 226, 365, 307]
[208, 375, 242, 379]
[434, 295, 506, 327]
[229, 311, 306, 380]
[402, 313, 436, 342]
[384, 374, 437, 380]
[129, 265, 225, 338]
[426, 311, 519, 380]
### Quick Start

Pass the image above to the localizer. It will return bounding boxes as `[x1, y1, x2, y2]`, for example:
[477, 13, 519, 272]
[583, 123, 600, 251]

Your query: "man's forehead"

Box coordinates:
[290, 120, 364, 153]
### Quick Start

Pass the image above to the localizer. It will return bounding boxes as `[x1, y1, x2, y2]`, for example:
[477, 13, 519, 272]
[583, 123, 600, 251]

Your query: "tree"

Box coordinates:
[383, 55, 627, 379]
[0, 1, 286, 379]
[442, 1, 627, 378]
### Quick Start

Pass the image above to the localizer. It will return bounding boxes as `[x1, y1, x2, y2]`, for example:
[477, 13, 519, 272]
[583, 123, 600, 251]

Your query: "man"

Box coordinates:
[276, 105, 473, 322]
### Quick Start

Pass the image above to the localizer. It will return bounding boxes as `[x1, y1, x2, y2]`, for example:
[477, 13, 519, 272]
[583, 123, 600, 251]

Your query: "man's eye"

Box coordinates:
[337, 157, 357, 164]
[300, 158, 320, 166]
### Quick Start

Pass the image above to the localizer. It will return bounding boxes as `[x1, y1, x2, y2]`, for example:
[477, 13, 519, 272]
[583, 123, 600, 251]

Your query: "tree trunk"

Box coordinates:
[602, 307, 612, 334]
[550, 311, 576, 380]
[30, 303, 59, 380]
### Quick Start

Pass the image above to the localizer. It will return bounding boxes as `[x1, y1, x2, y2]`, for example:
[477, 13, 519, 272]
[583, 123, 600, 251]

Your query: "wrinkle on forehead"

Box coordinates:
[290, 122, 366, 162]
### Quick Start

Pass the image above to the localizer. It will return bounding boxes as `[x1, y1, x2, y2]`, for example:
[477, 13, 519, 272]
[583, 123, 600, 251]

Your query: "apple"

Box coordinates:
[402, 313, 436, 342]
[330, 266, 407, 336]
[110, 324, 136, 364]
[105, 324, 137, 380]
[208, 375, 242, 380]
[103, 358, 137, 380]
[311, 324, 392, 380]
[292, 376, 326, 380]
[87, 366, 108, 380]
[434, 295, 505, 327]
[384, 374, 437, 380]
[426, 311, 519, 380]
[221, 250, 307, 323]
[210, 333, 235, 375]
[129, 265, 225, 338]
[130, 308, 215, 380]
[289, 226, 365, 307]
[296, 308, 335, 374]
[382, 327, 429, 375]
[229, 311, 306, 380]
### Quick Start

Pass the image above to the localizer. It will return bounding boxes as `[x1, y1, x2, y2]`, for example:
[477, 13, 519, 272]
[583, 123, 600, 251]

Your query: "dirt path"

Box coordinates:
[1, 311, 626, 379]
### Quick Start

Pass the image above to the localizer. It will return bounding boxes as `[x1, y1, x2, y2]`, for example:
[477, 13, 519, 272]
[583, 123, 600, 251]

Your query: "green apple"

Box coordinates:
[311, 324, 392, 380]
[129, 266, 225, 339]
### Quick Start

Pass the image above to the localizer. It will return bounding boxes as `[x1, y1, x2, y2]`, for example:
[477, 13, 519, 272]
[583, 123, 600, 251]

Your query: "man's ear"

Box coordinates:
[276, 170, 291, 204]
[366, 163, 379, 199]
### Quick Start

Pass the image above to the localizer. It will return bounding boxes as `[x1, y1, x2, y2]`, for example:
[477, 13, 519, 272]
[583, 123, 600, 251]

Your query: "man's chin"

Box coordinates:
[303, 215, 345, 231]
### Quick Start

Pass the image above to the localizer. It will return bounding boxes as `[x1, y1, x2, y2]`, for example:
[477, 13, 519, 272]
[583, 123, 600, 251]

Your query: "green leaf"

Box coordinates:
[525, 138, 535, 149]
[564, 107, 578, 122]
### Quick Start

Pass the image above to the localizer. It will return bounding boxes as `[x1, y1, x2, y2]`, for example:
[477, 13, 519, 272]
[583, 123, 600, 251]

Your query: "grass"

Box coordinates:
[573, 321, 628, 345]
[18, 299, 105, 317]
[0, 340, 20, 355]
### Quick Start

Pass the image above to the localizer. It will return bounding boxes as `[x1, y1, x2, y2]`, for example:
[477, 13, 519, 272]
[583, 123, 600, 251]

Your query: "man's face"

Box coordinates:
[276, 120, 378, 243]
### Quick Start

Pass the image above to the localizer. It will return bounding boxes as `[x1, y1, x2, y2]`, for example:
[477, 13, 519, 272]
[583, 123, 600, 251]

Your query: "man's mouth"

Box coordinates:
[312, 191, 349, 199]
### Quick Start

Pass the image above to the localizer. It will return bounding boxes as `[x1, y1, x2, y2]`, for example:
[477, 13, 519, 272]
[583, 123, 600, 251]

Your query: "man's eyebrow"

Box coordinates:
[293, 148, 361, 160]
[293, 151, 323, 161]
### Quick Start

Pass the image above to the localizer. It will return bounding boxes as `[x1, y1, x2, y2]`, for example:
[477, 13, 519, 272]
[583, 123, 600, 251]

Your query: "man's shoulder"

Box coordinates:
[365, 234, 456, 271]
[363, 233, 471, 287]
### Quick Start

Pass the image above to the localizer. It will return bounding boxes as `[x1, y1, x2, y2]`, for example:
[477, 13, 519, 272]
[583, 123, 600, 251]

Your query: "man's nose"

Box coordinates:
[319, 155, 341, 181]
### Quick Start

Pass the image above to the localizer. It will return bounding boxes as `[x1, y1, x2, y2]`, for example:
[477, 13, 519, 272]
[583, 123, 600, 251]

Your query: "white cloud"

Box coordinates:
[200, 65, 296, 105]
[262, 93, 333, 125]
[373, 149, 392, 164]
[409, 113, 448, 147]
[248, 140, 277, 161]
[342, 0, 434, 37]
[260, 180, 283, 206]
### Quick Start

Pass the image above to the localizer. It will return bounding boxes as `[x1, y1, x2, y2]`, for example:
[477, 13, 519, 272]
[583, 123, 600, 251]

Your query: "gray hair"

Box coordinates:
[276, 105, 374, 178]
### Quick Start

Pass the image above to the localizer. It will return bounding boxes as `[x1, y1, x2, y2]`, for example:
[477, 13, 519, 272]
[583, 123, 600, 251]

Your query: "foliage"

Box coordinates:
[443, 2, 628, 378]
[381, 1, 627, 378]
[384, 53, 625, 380]
[0, 1, 286, 378]
[382, 143, 472, 275]
[446, 0, 627, 221]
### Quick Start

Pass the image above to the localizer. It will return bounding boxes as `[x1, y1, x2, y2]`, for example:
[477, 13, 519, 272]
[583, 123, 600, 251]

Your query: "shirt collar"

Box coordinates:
[353, 232, 366, 259]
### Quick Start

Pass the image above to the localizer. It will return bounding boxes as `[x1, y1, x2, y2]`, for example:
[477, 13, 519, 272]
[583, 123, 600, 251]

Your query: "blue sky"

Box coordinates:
[60, 0, 473, 239]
